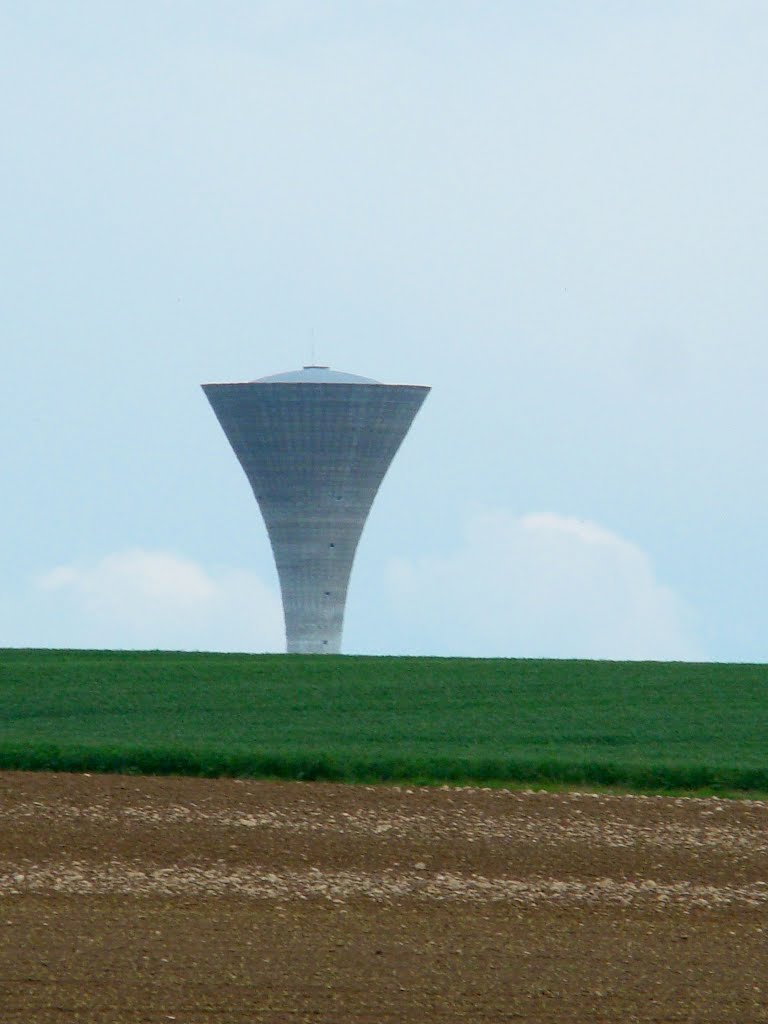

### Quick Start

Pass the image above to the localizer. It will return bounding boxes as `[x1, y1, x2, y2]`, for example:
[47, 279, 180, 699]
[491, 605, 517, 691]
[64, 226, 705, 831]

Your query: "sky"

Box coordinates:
[2, 1, 767, 661]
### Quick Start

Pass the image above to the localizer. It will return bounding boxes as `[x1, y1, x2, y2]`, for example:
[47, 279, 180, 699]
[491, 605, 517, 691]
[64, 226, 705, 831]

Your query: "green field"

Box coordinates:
[0, 649, 766, 794]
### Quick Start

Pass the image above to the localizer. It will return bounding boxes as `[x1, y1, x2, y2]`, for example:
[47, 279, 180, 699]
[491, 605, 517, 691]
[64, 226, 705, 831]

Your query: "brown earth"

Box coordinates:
[0, 772, 766, 1023]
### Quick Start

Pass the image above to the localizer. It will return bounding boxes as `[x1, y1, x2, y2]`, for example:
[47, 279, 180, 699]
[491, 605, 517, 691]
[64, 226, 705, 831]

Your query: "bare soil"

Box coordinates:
[0, 772, 766, 1023]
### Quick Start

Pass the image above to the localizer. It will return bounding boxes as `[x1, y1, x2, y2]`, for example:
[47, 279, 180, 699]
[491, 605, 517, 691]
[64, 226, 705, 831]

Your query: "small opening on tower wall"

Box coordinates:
[329, 543, 335, 548]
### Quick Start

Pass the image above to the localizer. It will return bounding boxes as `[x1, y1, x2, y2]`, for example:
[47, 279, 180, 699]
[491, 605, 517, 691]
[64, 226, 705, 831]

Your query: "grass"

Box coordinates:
[0, 649, 766, 794]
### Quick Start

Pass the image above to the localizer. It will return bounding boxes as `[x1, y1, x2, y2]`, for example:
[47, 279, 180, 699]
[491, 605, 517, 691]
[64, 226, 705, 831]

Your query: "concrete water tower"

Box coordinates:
[203, 366, 429, 653]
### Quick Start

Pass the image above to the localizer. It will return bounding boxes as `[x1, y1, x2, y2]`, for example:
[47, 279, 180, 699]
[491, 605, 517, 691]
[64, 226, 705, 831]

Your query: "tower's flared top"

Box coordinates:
[254, 366, 381, 384]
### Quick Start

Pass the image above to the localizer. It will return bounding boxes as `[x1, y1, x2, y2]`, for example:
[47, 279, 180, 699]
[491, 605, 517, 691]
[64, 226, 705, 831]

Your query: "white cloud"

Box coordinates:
[36, 549, 283, 652]
[385, 510, 702, 660]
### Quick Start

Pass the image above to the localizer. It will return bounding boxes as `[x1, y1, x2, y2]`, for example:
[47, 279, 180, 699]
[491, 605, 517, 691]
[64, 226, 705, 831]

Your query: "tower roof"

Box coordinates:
[254, 365, 381, 384]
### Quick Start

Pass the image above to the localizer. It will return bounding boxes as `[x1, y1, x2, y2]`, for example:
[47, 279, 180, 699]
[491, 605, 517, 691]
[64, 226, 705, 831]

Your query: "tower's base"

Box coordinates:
[286, 637, 341, 655]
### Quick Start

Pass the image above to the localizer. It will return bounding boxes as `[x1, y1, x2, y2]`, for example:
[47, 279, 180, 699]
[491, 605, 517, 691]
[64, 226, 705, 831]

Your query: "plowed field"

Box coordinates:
[0, 772, 766, 1022]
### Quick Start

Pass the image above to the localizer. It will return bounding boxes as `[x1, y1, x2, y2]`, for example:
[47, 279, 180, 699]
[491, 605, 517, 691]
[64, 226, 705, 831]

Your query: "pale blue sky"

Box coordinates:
[2, 1, 767, 659]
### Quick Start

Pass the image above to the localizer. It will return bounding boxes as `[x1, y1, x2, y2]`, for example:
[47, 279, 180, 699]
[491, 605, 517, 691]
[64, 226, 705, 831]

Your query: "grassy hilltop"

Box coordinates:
[0, 649, 766, 794]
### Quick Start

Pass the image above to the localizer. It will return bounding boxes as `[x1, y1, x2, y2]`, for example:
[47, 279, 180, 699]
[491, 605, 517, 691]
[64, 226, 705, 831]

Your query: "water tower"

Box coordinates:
[203, 366, 429, 653]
